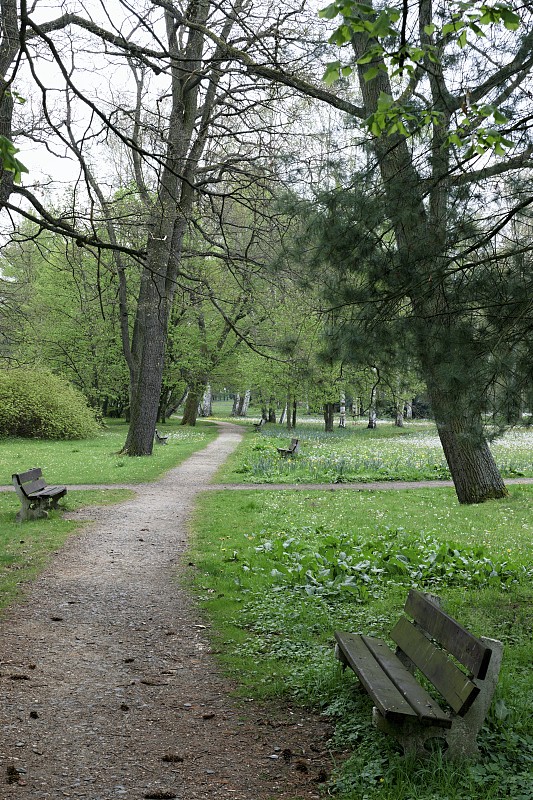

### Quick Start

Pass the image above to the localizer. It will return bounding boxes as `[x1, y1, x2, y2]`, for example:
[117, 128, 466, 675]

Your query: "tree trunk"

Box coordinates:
[286, 393, 293, 430]
[279, 404, 287, 425]
[395, 402, 404, 427]
[324, 402, 334, 432]
[199, 384, 212, 417]
[351, 18, 507, 503]
[237, 389, 251, 417]
[368, 385, 377, 429]
[231, 394, 240, 417]
[339, 392, 346, 428]
[292, 398, 297, 428]
[181, 387, 202, 426]
[406, 400, 413, 419]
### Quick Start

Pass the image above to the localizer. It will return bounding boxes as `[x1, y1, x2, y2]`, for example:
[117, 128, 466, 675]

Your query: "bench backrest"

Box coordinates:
[289, 438, 299, 451]
[12, 468, 46, 498]
[391, 590, 493, 716]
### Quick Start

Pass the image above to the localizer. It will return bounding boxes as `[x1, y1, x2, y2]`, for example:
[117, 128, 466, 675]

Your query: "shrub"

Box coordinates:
[0, 369, 99, 439]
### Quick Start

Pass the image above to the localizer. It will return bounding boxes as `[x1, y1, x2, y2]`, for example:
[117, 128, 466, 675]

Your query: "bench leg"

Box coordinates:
[444, 637, 503, 760]
[372, 709, 448, 757]
[372, 636, 504, 760]
[16, 498, 49, 523]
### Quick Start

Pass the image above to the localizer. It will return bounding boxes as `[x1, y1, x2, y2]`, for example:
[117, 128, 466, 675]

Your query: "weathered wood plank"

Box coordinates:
[361, 635, 452, 726]
[391, 617, 479, 716]
[404, 590, 492, 679]
[335, 632, 419, 722]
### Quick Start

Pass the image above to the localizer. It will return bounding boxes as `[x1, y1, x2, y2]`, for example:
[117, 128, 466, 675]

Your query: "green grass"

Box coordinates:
[187, 485, 533, 800]
[0, 417, 218, 485]
[0, 488, 133, 611]
[215, 421, 533, 484]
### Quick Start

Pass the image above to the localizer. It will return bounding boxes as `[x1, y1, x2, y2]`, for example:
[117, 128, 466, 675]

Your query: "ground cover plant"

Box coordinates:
[187, 485, 533, 800]
[0, 418, 218, 486]
[0, 489, 133, 611]
[217, 421, 533, 484]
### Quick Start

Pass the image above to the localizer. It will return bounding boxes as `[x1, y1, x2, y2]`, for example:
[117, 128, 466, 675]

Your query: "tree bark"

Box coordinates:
[351, 11, 507, 502]
[181, 386, 203, 427]
[324, 402, 334, 432]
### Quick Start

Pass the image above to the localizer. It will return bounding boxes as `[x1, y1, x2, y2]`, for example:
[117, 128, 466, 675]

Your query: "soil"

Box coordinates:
[0, 423, 337, 800]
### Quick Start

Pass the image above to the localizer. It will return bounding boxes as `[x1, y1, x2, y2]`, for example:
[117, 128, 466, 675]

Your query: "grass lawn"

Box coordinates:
[215, 420, 533, 484]
[187, 484, 533, 800]
[0, 417, 218, 486]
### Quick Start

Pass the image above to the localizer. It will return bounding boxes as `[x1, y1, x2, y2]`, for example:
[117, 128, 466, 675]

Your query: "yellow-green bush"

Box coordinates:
[0, 369, 99, 439]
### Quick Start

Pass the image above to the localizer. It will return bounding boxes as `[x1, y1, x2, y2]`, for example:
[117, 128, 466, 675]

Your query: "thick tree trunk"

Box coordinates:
[181, 388, 202, 426]
[351, 17, 507, 503]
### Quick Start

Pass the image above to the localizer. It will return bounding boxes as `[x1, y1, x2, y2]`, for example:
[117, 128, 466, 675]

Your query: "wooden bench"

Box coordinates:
[12, 468, 67, 523]
[277, 437, 299, 458]
[335, 589, 503, 759]
[154, 429, 169, 445]
[253, 418, 266, 432]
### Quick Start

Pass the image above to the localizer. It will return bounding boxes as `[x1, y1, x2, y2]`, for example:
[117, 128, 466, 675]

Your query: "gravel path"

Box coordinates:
[0, 423, 333, 800]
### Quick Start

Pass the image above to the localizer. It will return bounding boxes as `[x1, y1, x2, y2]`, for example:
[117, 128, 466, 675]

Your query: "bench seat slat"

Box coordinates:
[391, 617, 479, 716]
[361, 635, 452, 727]
[336, 632, 424, 723]
[404, 590, 492, 679]
[21, 479, 47, 495]
[29, 486, 67, 498]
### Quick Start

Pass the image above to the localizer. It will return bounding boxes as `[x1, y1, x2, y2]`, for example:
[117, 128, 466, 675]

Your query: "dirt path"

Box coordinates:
[0, 424, 333, 800]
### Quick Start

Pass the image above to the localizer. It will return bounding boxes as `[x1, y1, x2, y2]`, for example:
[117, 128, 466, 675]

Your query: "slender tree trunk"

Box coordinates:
[199, 384, 212, 417]
[395, 402, 404, 427]
[292, 398, 297, 428]
[324, 402, 335, 432]
[339, 392, 346, 428]
[286, 392, 293, 430]
[231, 394, 240, 416]
[406, 400, 413, 419]
[279, 404, 287, 425]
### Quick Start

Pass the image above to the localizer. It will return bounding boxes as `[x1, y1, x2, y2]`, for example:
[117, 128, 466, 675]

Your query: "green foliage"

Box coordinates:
[0, 369, 100, 440]
[0, 134, 28, 183]
[218, 422, 533, 484]
[318, 0, 521, 157]
[189, 484, 533, 799]
[254, 528, 531, 600]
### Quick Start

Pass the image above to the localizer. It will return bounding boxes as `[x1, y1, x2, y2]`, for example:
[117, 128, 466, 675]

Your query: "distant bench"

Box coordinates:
[277, 437, 299, 458]
[154, 429, 169, 445]
[334, 589, 503, 759]
[12, 468, 67, 523]
[253, 418, 265, 432]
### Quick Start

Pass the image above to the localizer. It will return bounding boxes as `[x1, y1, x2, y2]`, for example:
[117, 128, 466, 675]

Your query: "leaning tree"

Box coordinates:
[308, 0, 533, 503]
